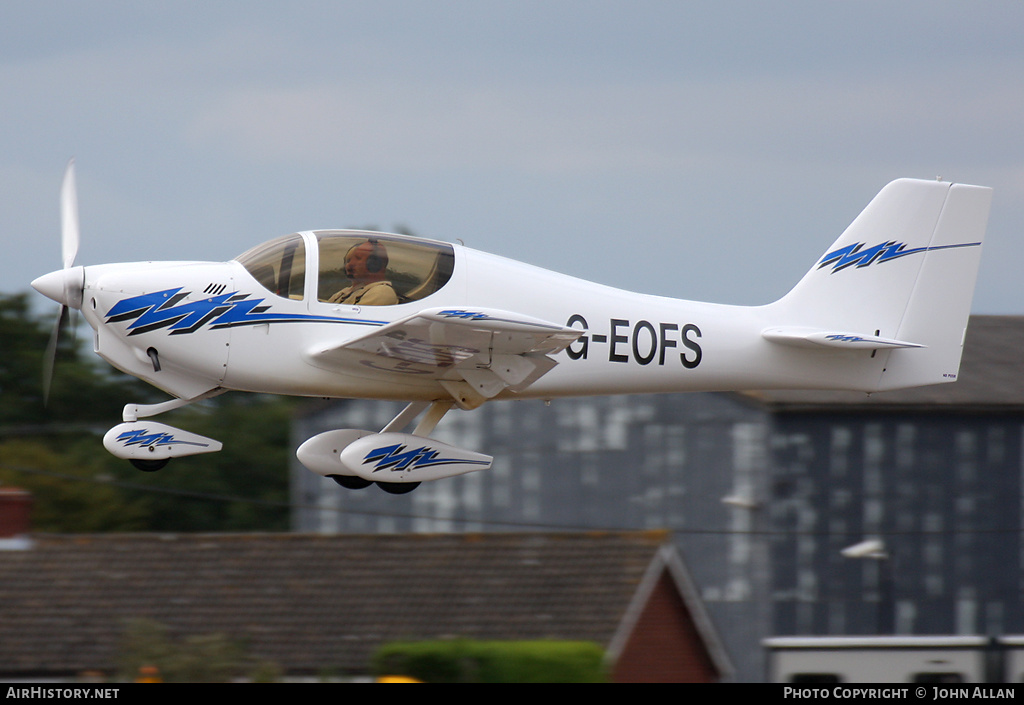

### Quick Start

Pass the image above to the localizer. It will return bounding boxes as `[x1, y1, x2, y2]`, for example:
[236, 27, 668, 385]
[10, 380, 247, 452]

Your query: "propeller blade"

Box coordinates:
[60, 159, 79, 270]
[42, 159, 83, 404]
[42, 305, 69, 405]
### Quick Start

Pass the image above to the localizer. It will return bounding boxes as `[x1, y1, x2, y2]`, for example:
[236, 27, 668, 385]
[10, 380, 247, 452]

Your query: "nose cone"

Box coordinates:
[31, 266, 84, 309]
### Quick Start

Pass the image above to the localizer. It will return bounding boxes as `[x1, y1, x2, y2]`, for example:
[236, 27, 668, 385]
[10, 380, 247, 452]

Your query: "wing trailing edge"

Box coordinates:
[306, 307, 581, 408]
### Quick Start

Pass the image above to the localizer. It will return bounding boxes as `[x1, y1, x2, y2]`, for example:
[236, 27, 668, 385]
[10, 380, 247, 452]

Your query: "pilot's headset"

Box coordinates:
[365, 238, 387, 274]
[346, 238, 388, 274]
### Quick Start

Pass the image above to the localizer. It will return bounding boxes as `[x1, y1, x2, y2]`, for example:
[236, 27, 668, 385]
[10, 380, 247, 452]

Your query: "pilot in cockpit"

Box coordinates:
[328, 238, 399, 306]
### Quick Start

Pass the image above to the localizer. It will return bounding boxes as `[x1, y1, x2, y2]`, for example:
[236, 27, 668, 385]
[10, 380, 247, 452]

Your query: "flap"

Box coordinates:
[306, 307, 581, 407]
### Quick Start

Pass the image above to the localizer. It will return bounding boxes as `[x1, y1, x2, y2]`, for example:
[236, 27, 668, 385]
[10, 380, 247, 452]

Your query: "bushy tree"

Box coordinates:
[123, 394, 295, 532]
[0, 294, 159, 427]
[0, 293, 292, 532]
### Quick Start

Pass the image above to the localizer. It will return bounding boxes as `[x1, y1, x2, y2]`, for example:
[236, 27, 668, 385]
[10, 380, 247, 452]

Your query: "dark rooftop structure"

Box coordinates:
[0, 529, 731, 682]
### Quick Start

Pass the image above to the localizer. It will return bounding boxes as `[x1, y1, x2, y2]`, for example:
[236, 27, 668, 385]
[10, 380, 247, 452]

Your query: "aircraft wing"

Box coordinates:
[306, 307, 582, 407]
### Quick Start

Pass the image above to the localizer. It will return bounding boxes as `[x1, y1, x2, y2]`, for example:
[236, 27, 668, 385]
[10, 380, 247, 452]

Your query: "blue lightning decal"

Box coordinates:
[817, 241, 981, 274]
[105, 288, 386, 335]
[438, 309, 491, 320]
[115, 429, 208, 449]
[362, 444, 490, 473]
[436, 309, 566, 331]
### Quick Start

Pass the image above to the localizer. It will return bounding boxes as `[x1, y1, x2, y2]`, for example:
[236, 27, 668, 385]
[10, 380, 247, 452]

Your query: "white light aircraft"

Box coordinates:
[32, 162, 992, 494]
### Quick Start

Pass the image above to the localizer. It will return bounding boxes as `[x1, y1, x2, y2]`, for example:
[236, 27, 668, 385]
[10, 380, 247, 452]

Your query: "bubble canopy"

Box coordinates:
[235, 231, 456, 305]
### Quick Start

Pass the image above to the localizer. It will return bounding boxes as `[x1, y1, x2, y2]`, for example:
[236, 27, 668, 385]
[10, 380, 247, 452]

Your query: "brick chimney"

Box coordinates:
[0, 487, 32, 540]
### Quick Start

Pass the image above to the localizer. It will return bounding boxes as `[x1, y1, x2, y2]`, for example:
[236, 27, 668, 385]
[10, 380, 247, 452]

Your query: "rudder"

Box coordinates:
[878, 182, 991, 389]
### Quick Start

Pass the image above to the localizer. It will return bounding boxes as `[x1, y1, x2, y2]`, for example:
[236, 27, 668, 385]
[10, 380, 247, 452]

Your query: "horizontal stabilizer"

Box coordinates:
[762, 327, 925, 351]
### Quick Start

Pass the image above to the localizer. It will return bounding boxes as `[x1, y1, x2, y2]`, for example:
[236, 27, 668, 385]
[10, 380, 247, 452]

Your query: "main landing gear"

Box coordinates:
[297, 400, 492, 495]
[328, 474, 420, 494]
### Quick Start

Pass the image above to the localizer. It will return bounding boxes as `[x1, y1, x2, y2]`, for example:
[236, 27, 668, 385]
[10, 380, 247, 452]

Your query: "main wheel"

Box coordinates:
[329, 474, 372, 490]
[376, 481, 420, 495]
[130, 458, 169, 472]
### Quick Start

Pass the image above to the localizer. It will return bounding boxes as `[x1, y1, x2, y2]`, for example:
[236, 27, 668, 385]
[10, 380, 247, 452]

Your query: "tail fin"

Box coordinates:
[768, 178, 992, 391]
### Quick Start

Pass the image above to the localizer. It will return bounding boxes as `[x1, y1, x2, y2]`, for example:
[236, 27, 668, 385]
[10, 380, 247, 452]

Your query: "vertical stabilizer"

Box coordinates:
[770, 178, 991, 391]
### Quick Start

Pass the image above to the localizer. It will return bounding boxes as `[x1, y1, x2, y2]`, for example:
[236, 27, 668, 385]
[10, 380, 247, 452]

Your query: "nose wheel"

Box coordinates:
[130, 458, 169, 472]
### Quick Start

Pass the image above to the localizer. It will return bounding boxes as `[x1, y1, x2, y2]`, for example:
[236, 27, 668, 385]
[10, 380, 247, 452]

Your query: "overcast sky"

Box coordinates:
[5, 1, 1023, 313]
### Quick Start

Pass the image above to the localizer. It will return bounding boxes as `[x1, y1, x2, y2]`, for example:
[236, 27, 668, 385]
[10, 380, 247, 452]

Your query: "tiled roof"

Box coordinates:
[737, 315, 1024, 411]
[0, 531, 674, 677]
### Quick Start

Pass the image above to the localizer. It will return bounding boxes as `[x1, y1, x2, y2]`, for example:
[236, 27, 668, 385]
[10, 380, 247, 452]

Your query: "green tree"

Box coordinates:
[0, 293, 292, 533]
[0, 439, 151, 532]
[118, 394, 295, 532]
[0, 294, 162, 531]
[0, 293, 159, 428]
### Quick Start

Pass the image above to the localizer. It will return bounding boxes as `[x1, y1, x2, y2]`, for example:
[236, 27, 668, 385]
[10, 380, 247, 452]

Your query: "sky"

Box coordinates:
[4, 1, 1023, 314]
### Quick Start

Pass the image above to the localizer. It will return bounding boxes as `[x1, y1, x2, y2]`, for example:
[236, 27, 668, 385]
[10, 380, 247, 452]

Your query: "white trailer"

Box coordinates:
[764, 636, 1007, 683]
